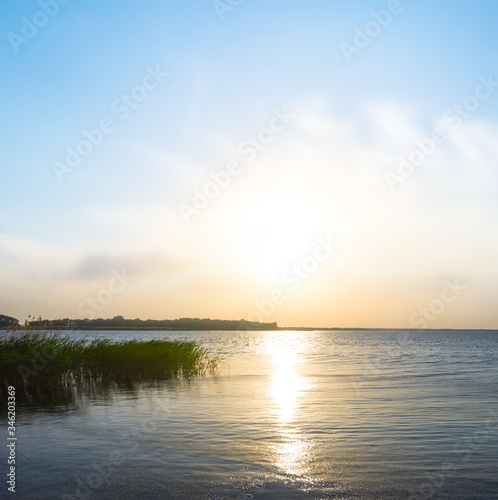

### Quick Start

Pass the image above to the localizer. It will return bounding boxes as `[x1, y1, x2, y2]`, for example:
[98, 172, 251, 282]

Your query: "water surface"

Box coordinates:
[10, 330, 498, 499]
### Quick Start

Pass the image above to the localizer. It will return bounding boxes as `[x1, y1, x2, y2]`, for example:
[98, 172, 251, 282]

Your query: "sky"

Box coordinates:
[1, 0, 498, 328]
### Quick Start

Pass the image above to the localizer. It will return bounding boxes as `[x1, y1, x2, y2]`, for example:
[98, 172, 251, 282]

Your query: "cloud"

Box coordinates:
[69, 252, 190, 281]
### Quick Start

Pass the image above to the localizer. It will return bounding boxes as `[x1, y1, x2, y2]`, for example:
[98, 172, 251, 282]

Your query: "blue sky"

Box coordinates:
[2, 0, 498, 327]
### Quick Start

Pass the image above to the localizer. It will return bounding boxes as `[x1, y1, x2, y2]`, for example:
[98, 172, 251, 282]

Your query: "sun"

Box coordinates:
[223, 193, 328, 281]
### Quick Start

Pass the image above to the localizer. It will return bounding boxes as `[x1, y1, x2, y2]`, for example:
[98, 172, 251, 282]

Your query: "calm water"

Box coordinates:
[8, 330, 498, 499]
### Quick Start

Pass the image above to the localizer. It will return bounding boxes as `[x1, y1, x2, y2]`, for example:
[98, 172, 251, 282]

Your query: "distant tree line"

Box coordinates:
[9, 315, 278, 331]
[0, 315, 19, 328]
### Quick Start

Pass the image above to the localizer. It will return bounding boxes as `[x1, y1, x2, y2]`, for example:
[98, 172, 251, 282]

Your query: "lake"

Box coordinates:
[10, 329, 498, 499]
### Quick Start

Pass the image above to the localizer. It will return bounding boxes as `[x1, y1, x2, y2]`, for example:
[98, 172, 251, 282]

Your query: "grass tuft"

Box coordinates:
[0, 318, 221, 402]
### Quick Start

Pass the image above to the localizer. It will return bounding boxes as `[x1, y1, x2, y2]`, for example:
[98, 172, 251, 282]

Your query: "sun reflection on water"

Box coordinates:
[264, 332, 314, 479]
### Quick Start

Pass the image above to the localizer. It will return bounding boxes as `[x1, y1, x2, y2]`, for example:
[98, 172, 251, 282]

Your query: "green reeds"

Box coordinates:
[0, 319, 220, 402]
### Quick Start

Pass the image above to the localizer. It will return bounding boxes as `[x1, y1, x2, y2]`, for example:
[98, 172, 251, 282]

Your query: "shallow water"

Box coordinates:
[7, 330, 498, 499]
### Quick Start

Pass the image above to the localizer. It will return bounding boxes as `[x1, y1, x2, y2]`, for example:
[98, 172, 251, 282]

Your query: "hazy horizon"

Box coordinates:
[2, 1, 498, 329]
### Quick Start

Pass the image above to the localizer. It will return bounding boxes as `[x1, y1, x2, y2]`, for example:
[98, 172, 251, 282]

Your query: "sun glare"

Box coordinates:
[264, 332, 313, 478]
[225, 194, 328, 281]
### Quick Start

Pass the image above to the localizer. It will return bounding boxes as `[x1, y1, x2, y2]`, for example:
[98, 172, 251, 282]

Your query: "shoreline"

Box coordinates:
[2, 326, 498, 332]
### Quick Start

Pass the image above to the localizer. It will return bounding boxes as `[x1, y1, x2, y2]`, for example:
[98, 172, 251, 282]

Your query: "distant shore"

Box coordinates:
[2, 326, 496, 332]
[1, 314, 496, 332]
